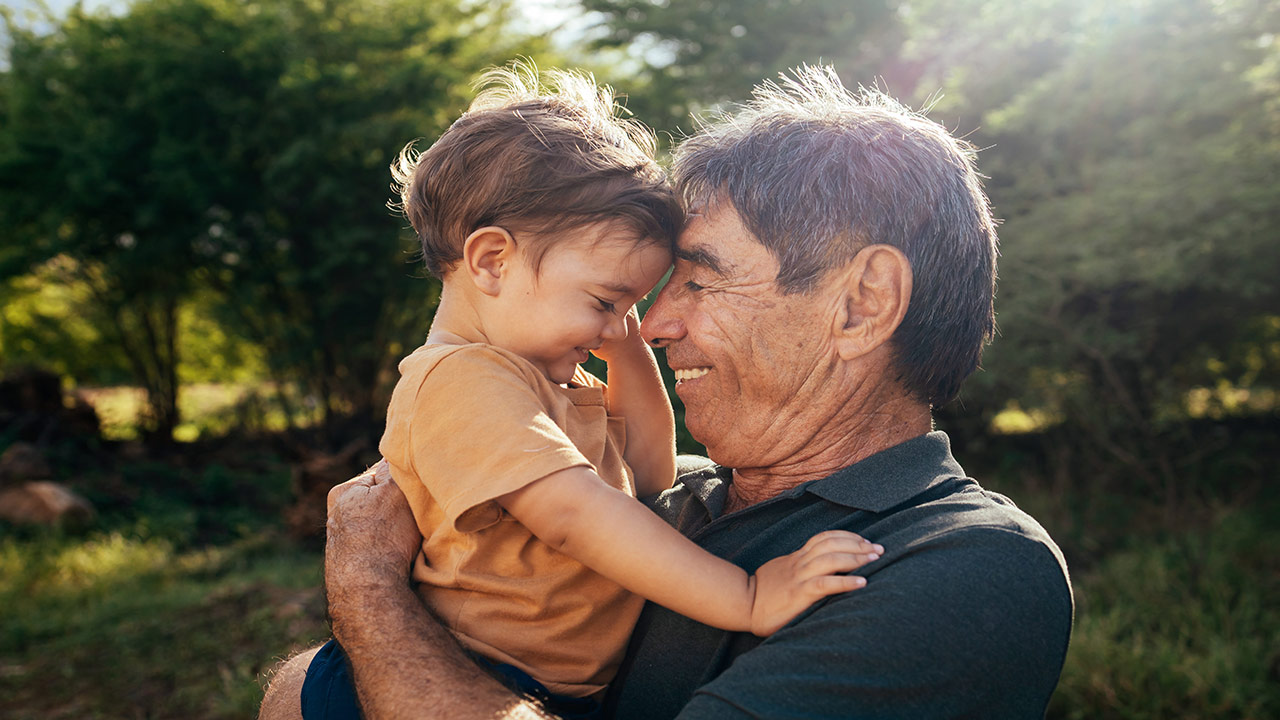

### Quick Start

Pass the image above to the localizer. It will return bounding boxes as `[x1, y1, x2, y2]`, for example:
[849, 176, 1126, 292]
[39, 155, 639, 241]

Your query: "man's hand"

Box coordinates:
[749, 530, 883, 636]
[321, 462, 556, 719]
[325, 460, 420, 600]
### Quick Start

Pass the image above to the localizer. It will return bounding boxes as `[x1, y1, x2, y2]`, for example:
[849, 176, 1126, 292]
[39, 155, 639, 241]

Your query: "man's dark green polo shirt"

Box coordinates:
[605, 432, 1073, 719]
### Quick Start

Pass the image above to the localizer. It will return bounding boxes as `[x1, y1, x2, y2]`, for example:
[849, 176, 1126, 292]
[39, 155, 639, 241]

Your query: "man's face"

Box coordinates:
[641, 202, 837, 468]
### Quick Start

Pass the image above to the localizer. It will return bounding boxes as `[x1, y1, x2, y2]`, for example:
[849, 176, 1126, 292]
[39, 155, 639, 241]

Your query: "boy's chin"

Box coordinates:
[543, 361, 578, 385]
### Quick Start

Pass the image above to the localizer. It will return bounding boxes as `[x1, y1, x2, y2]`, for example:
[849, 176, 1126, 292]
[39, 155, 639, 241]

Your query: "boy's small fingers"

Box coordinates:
[805, 536, 883, 558]
[809, 574, 866, 596]
[801, 530, 847, 550]
[802, 551, 879, 576]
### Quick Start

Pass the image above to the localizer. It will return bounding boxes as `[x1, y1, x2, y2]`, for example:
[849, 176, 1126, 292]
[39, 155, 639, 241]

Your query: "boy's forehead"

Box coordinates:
[568, 238, 671, 292]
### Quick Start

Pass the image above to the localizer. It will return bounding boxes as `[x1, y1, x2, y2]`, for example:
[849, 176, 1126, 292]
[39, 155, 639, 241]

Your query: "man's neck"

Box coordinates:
[725, 390, 932, 514]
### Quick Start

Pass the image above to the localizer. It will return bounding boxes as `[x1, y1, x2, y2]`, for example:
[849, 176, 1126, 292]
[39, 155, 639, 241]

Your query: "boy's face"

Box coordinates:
[494, 223, 672, 384]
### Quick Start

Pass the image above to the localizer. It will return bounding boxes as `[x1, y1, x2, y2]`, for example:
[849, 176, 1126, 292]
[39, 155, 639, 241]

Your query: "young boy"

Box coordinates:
[306, 64, 881, 718]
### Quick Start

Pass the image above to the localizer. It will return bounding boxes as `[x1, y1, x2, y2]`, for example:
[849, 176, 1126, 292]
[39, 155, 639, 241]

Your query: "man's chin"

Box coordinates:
[681, 409, 715, 454]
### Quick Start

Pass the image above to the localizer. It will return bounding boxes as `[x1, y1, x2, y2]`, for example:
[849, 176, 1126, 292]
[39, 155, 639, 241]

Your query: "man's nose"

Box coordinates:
[640, 283, 686, 348]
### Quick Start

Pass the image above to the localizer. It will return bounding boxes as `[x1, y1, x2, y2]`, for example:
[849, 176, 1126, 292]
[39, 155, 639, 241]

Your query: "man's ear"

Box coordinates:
[462, 226, 517, 296]
[831, 244, 913, 361]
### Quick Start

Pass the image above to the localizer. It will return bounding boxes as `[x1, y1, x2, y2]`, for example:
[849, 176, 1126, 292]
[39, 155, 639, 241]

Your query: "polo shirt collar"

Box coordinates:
[801, 431, 966, 512]
[675, 431, 965, 518]
[673, 462, 731, 518]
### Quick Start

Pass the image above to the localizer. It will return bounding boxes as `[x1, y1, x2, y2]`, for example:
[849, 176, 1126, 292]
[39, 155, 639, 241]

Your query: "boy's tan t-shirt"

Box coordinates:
[379, 342, 644, 698]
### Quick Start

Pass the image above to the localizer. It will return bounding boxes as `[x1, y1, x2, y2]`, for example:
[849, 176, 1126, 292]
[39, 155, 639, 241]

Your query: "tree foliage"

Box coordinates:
[0, 0, 545, 441]
[910, 0, 1280, 492]
[578, 0, 906, 136]
[583, 0, 1280, 491]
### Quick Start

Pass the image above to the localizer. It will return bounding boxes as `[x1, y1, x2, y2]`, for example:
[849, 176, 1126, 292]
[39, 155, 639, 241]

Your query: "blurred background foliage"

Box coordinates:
[0, 0, 1277, 717]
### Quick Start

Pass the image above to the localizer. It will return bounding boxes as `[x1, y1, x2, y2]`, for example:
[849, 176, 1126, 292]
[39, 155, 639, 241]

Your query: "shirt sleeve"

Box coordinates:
[387, 345, 594, 533]
[673, 527, 1074, 720]
[571, 363, 606, 390]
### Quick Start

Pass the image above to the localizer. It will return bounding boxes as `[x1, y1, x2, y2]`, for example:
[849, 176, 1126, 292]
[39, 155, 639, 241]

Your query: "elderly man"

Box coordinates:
[261, 66, 1072, 719]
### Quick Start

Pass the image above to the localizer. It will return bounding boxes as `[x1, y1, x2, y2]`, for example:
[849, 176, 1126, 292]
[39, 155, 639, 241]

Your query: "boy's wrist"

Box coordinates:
[592, 334, 652, 364]
[592, 310, 648, 364]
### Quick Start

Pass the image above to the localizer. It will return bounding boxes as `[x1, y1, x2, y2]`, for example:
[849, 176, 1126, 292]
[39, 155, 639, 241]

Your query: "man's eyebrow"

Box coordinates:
[675, 245, 730, 276]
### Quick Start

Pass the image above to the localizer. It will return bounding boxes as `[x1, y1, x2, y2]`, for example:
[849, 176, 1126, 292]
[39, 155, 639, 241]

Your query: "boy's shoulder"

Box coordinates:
[397, 342, 539, 383]
[395, 341, 603, 392]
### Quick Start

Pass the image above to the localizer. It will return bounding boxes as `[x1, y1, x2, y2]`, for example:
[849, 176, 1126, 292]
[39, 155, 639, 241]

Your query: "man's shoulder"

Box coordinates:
[886, 475, 1069, 578]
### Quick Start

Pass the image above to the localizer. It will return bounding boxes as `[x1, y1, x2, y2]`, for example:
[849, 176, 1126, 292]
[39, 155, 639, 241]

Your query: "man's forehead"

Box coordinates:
[675, 211, 740, 277]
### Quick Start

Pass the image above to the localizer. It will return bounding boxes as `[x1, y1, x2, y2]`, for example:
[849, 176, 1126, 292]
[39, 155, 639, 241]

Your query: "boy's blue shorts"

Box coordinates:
[300, 638, 603, 720]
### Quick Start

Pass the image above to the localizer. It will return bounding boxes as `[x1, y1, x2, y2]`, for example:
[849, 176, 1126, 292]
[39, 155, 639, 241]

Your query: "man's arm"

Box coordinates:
[324, 463, 558, 720]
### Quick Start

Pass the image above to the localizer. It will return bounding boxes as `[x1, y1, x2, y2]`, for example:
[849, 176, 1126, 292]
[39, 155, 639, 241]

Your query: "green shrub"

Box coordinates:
[1050, 505, 1280, 720]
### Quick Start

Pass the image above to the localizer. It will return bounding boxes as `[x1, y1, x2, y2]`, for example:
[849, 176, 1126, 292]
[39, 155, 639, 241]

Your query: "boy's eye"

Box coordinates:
[596, 297, 617, 313]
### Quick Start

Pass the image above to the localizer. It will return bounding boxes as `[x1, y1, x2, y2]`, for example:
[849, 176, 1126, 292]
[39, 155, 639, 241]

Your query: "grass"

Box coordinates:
[0, 419, 1275, 718]
[0, 450, 329, 719]
[0, 529, 327, 719]
[1049, 503, 1280, 720]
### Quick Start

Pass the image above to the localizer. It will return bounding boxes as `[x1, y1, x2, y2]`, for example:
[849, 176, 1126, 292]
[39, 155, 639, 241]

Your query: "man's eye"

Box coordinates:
[684, 281, 706, 293]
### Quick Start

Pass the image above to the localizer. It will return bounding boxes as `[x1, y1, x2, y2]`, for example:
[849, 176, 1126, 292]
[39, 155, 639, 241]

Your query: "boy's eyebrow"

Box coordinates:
[596, 281, 640, 296]
[675, 245, 730, 277]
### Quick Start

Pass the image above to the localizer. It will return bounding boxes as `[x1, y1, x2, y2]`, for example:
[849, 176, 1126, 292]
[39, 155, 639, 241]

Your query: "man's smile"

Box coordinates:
[673, 367, 711, 382]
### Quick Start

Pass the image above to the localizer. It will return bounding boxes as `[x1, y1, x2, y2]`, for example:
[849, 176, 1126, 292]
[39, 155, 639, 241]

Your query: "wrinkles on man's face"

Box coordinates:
[671, 206, 833, 469]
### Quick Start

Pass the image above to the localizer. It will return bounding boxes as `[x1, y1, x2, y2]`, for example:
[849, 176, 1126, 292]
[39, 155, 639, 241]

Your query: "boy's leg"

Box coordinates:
[259, 645, 321, 720]
[264, 638, 598, 720]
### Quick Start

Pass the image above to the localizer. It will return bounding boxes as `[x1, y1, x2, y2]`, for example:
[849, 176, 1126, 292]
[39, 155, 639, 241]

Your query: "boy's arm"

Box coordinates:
[593, 310, 676, 496]
[498, 467, 882, 635]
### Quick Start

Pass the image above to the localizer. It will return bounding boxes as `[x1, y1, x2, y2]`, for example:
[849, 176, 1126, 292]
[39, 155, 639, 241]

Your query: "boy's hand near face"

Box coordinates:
[591, 307, 646, 363]
[590, 307, 677, 497]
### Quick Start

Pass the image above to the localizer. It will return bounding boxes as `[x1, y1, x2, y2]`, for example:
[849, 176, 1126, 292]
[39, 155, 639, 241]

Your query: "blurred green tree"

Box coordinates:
[578, 0, 1280, 492]
[909, 0, 1280, 496]
[577, 0, 907, 137]
[0, 0, 545, 442]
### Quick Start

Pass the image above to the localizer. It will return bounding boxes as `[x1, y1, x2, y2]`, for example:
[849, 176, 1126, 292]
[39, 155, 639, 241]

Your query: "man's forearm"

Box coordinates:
[329, 578, 550, 720]
[324, 464, 557, 720]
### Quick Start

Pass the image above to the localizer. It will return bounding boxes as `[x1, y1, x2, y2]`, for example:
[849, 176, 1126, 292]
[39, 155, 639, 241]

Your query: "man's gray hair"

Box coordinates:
[672, 65, 998, 406]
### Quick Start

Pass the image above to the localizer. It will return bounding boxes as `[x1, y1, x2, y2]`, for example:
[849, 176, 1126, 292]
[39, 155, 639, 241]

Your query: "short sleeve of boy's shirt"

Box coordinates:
[380, 343, 607, 533]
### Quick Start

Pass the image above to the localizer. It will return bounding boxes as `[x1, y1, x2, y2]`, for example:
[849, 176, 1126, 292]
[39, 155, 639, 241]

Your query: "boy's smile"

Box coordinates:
[487, 223, 672, 384]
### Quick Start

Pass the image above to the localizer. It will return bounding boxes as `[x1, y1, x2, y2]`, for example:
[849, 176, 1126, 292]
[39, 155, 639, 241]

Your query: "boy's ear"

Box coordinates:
[830, 244, 913, 361]
[462, 226, 518, 296]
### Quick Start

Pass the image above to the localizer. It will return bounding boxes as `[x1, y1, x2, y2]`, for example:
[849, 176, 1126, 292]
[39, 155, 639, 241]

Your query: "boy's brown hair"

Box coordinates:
[392, 61, 682, 279]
